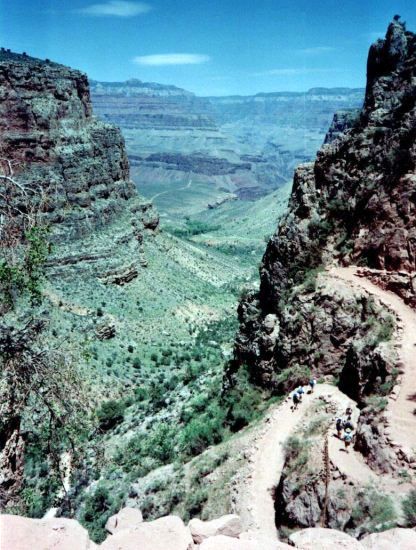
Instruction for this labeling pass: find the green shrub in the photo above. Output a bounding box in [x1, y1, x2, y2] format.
[97, 399, 125, 430]
[81, 484, 123, 543]
[352, 489, 397, 533]
[275, 364, 311, 392]
[224, 364, 265, 431]
[179, 409, 225, 458]
[184, 487, 208, 517]
[134, 386, 147, 401]
[403, 489, 416, 526]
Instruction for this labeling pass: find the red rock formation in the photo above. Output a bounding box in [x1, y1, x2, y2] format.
[234, 20, 416, 386]
[0, 50, 158, 240]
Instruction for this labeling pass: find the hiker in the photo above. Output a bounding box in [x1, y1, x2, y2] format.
[343, 428, 353, 452]
[335, 417, 343, 438]
[343, 416, 354, 431]
[296, 386, 305, 399]
[309, 378, 317, 393]
[292, 392, 300, 411]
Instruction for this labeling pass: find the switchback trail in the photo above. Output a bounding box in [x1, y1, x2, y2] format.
[331, 266, 416, 454]
[234, 266, 416, 539]
[234, 383, 357, 538]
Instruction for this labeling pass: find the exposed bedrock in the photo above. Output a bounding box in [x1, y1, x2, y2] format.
[0, 50, 158, 240]
[233, 20, 416, 388]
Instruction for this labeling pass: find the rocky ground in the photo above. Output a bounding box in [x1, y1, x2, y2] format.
[2, 507, 416, 549]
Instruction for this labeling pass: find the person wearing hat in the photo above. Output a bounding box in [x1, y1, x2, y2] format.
[343, 428, 353, 452]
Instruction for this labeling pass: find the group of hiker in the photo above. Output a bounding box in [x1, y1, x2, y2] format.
[290, 380, 355, 452]
[336, 407, 355, 452]
[290, 378, 317, 410]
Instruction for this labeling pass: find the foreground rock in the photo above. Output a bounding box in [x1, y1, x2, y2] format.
[2, 511, 416, 550]
[99, 515, 194, 550]
[361, 528, 416, 549]
[105, 507, 143, 535]
[188, 514, 242, 543]
[0, 514, 97, 550]
[289, 528, 363, 549]
[199, 534, 290, 549]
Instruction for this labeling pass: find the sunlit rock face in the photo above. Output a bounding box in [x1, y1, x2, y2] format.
[0, 50, 156, 240]
[234, 20, 416, 386]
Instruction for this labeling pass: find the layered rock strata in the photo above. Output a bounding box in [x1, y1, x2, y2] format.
[234, 19, 416, 387]
[0, 50, 157, 240]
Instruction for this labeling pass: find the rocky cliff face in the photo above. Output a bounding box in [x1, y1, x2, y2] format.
[233, 20, 416, 389]
[91, 81, 364, 212]
[0, 50, 155, 240]
[0, 49, 159, 509]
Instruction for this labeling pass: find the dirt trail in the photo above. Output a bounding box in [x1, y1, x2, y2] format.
[236, 266, 416, 538]
[235, 383, 359, 538]
[331, 266, 416, 454]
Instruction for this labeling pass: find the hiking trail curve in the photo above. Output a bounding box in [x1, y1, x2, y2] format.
[233, 266, 416, 539]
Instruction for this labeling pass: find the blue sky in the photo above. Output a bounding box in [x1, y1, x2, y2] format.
[3, 1, 416, 95]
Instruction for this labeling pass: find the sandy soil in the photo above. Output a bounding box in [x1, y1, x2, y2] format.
[331, 266, 416, 454]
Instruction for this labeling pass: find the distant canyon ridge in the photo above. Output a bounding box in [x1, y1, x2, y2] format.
[90, 81, 364, 217]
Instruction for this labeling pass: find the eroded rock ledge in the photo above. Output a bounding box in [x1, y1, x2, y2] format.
[0, 49, 159, 241]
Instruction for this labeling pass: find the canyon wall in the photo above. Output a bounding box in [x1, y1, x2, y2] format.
[0, 50, 157, 240]
[233, 20, 416, 388]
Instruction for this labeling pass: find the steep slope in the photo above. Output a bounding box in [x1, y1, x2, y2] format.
[232, 18, 416, 536]
[0, 49, 162, 506]
[234, 19, 416, 386]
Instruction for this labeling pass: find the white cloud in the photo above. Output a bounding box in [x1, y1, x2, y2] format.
[294, 46, 336, 55]
[133, 54, 211, 66]
[252, 67, 341, 77]
[77, 1, 151, 17]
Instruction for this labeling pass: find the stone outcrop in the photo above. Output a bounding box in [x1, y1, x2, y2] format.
[0, 50, 158, 241]
[289, 527, 363, 549]
[323, 109, 360, 144]
[188, 514, 243, 543]
[1, 511, 414, 549]
[199, 534, 290, 549]
[105, 507, 143, 535]
[234, 19, 416, 388]
[361, 528, 416, 549]
[0, 514, 97, 550]
[99, 515, 194, 550]
[356, 268, 416, 308]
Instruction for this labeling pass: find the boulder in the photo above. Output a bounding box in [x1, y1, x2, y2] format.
[105, 507, 143, 534]
[361, 528, 416, 550]
[0, 514, 97, 550]
[100, 515, 194, 550]
[188, 514, 243, 543]
[199, 534, 290, 549]
[289, 528, 363, 549]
